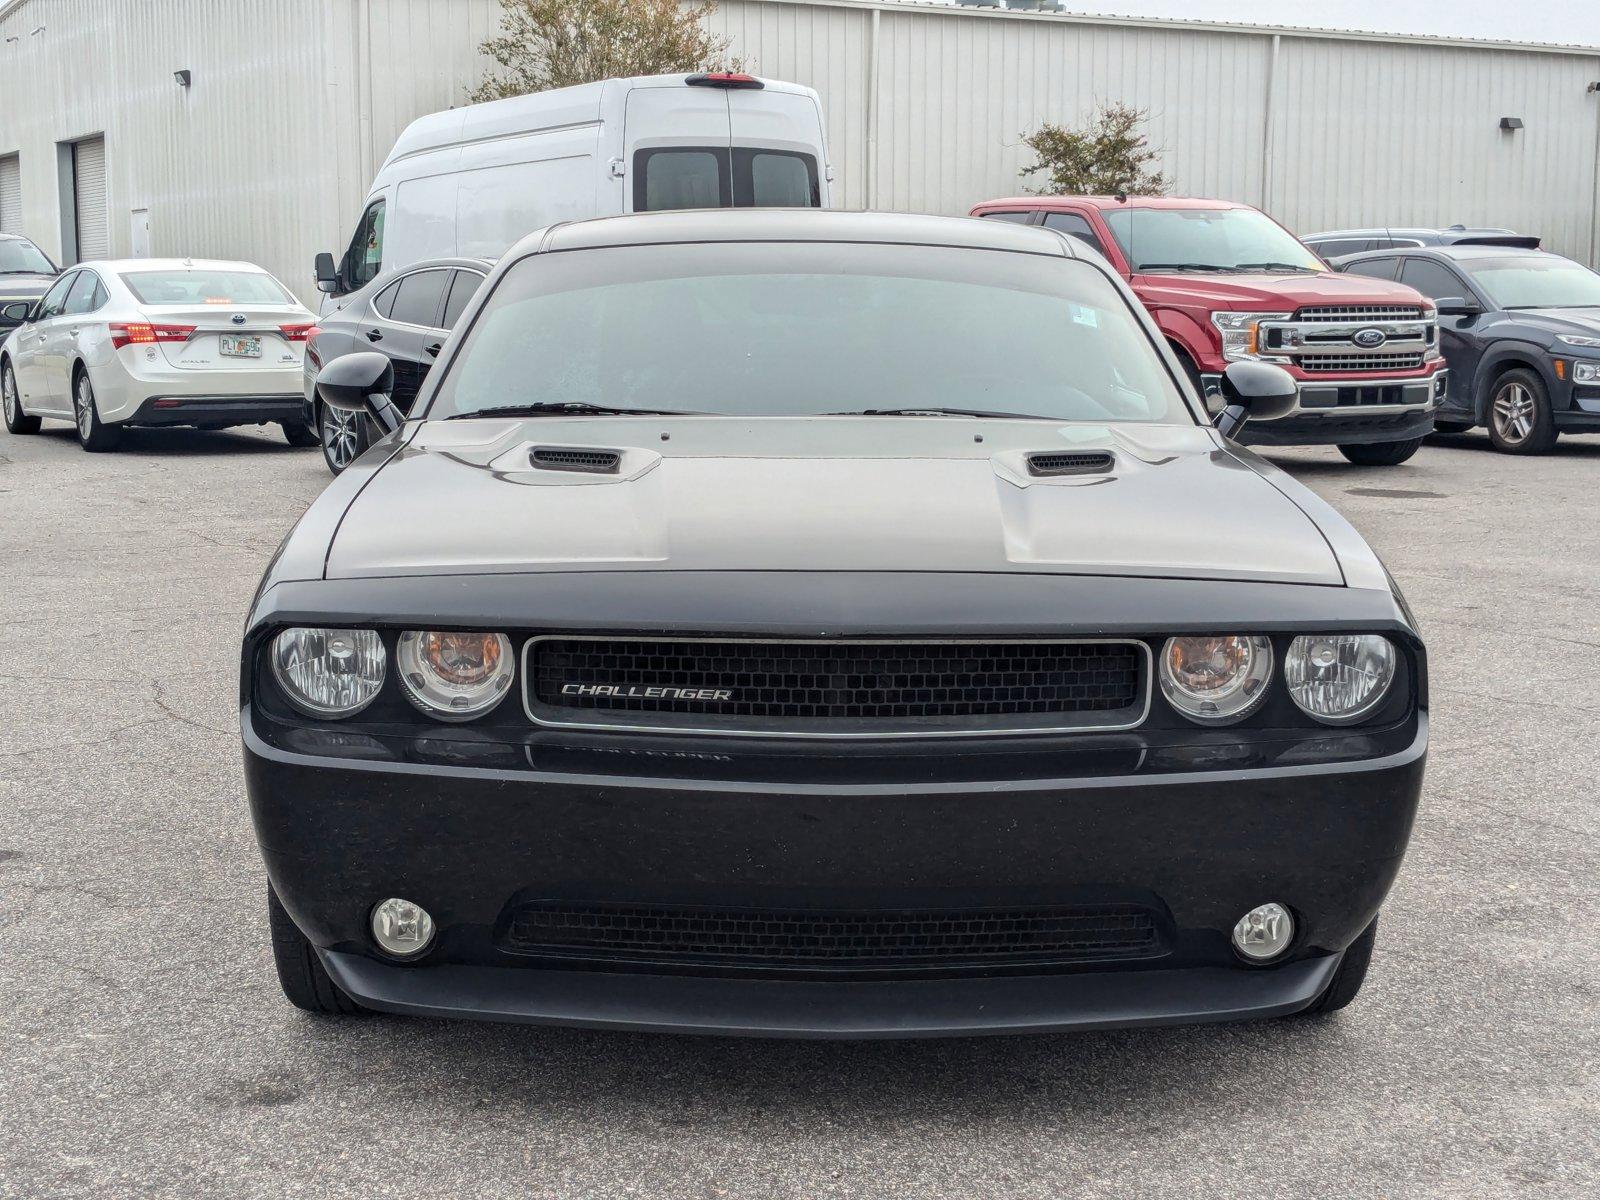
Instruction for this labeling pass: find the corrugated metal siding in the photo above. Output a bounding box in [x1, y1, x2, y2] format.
[0, 155, 21, 233]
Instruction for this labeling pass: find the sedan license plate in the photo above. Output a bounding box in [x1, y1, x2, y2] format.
[219, 334, 262, 358]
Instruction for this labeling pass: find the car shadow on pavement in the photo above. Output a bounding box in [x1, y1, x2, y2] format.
[35, 424, 315, 456]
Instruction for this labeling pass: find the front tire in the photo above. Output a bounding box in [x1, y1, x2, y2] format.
[2, 362, 40, 434]
[72, 369, 122, 452]
[1486, 368, 1558, 454]
[1298, 916, 1378, 1017]
[1338, 437, 1423, 467]
[267, 885, 366, 1015]
[281, 420, 320, 447]
[318, 400, 369, 474]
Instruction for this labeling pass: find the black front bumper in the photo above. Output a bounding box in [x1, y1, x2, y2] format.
[129, 394, 308, 428]
[1240, 406, 1436, 447]
[246, 714, 1425, 1037]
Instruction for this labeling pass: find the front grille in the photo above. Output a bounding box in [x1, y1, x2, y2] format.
[525, 637, 1147, 735]
[1295, 304, 1425, 321]
[1027, 450, 1114, 476]
[1300, 352, 1427, 373]
[503, 901, 1163, 970]
[529, 446, 621, 474]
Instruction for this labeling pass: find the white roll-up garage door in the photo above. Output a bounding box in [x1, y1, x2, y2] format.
[0, 156, 20, 233]
[72, 137, 108, 261]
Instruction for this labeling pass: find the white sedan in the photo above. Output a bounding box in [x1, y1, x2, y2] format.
[0, 258, 319, 451]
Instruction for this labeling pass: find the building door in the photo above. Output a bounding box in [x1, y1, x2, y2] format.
[72, 137, 109, 261]
[0, 155, 20, 233]
[130, 208, 151, 257]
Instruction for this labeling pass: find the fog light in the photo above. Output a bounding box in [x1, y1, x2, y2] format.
[370, 898, 435, 958]
[1232, 902, 1293, 962]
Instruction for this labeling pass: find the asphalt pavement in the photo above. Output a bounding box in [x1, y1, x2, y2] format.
[1, 419, 1596, 1199]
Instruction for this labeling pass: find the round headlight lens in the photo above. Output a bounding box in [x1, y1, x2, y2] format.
[270, 627, 386, 718]
[1284, 634, 1396, 724]
[1159, 635, 1273, 725]
[397, 630, 514, 721]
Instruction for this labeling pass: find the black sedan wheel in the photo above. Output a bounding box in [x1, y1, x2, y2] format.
[1338, 437, 1423, 467]
[319, 401, 369, 474]
[267, 885, 366, 1015]
[72, 371, 122, 452]
[1487, 368, 1558, 454]
[2, 363, 40, 434]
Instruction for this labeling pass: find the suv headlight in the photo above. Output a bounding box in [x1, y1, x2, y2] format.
[398, 631, 514, 721]
[1211, 311, 1292, 362]
[1557, 334, 1600, 348]
[1284, 635, 1396, 724]
[271, 627, 386, 718]
[1159, 635, 1273, 725]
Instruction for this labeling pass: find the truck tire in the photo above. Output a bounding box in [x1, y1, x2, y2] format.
[268, 885, 366, 1015]
[1486, 367, 1558, 454]
[1298, 916, 1378, 1017]
[1338, 437, 1422, 466]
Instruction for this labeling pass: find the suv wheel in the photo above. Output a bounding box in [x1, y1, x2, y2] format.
[318, 401, 368, 474]
[2, 363, 40, 434]
[267, 885, 366, 1015]
[1486, 368, 1558, 454]
[72, 370, 122, 452]
[1338, 437, 1422, 467]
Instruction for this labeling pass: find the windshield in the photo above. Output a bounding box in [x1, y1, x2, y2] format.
[120, 269, 296, 305]
[0, 238, 56, 275]
[427, 243, 1189, 425]
[1466, 257, 1600, 309]
[1103, 208, 1325, 273]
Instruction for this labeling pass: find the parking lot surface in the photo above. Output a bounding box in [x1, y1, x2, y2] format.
[1, 421, 1596, 1199]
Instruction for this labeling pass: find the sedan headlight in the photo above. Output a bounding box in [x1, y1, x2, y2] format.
[1284, 634, 1396, 724]
[397, 631, 514, 721]
[1557, 334, 1600, 348]
[1211, 311, 1292, 362]
[271, 627, 386, 718]
[1159, 635, 1273, 725]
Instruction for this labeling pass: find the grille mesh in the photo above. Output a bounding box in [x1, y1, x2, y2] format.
[1027, 451, 1114, 477]
[530, 446, 621, 474]
[1300, 352, 1426, 373]
[529, 638, 1144, 731]
[1295, 304, 1426, 321]
[504, 901, 1162, 968]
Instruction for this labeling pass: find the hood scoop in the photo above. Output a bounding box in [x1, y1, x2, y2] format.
[529, 445, 622, 475]
[1027, 450, 1114, 477]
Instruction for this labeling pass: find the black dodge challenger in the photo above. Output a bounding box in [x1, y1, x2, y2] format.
[242, 210, 1427, 1038]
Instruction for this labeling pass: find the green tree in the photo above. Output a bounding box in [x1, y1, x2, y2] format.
[471, 0, 742, 102]
[1020, 102, 1168, 196]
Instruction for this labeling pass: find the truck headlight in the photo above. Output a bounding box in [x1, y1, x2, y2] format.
[1211, 311, 1292, 362]
[1159, 635, 1273, 725]
[271, 627, 386, 718]
[1284, 634, 1396, 724]
[398, 631, 514, 721]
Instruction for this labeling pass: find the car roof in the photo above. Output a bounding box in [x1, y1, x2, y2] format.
[77, 257, 277, 273]
[533, 209, 1082, 257]
[1352, 244, 1555, 262]
[975, 195, 1251, 213]
[379, 256, 495, 271]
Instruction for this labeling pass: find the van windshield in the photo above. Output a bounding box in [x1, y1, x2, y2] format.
[634, 148, 820, 212]
[428, 242, 1189, 424]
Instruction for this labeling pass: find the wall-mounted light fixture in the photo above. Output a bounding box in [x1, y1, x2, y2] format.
[1499, 116, 1524, 131]
[174, 69, 192, 87]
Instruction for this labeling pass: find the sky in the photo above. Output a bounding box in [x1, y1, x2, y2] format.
[906, 0, 1599, 47]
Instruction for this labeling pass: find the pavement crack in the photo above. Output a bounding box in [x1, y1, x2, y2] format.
[0, 716, 164, 760]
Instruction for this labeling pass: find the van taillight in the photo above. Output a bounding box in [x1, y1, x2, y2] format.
[686, 72, 763, 89]
[109, 322, 195, 349]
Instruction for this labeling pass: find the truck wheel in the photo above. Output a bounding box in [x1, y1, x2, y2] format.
[267, 885, 366, 1015]
[72, 369, 122, 452]
[3, 363, 40, 434]
[1298, 916, 1378, 1016]
[1486, 368, 1558, 454]
[280, 420, 320, 447]
[1338, 437, 1422, 466]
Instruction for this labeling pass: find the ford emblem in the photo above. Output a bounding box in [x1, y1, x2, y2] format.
[1352, 327, 1387, 348]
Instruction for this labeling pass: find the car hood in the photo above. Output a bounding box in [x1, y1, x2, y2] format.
[323, 418, 1345, 586]
[1505, 307, 1600, 340]
[1134, 270, 1426, 310]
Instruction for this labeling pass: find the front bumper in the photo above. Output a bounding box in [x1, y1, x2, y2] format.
[246, 711, 1426, 1037]
[1202, 370, 1445, 446]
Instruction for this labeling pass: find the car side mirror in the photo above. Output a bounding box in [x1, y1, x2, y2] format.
[315, 351, 404, 436]
[314, 251, 340, 295]
[1434, 296, 1481, 317]
[1215, 362, 1298, 440]
[1, 301, 32, 324]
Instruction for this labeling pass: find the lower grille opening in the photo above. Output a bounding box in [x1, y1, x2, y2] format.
[503, 901, 1163, 971]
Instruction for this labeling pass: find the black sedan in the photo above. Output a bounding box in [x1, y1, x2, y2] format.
[244, 210, 1426, 1038]
[303, 255, 490, 473]
[1339, 245, 1600, 453]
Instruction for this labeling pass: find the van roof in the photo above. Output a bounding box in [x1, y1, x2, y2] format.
[383, 73, 821, 169]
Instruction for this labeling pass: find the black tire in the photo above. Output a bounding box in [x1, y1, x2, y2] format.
[71, 368, 122, 452]
[1431, 420, 1473, 435]
[2, 362, 40, 434]
[318, 399, 370, 475]
[1485, 367, 1558, 455]
[1298, 916, 1378, 1016]
[1338, 437, 1423, 467]
[267, 885, 366, 1015]
[281, 420, 320, 447]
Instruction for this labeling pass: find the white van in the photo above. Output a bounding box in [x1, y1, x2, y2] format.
[314, 72, 831, 304]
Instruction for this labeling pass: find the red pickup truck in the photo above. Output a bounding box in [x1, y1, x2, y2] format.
[970, 195, 1448, 465]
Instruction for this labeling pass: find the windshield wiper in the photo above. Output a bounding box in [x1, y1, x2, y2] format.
[444, 401, 707, 420]
[822, 406, 1051, 420]
[1134, 262, 1243, 273]
[1234, 262, 1319, 273]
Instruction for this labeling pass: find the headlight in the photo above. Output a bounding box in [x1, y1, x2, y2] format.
[397, 631, 514, 721]
[1573, 361, 1600, 384]
[1210, 311, 1292, 362]
[1284, 634, 1396, 724]
[271, 627, 386, 718]
[1557, 334, 1600, 348]
[1159, 635, 1273, 725]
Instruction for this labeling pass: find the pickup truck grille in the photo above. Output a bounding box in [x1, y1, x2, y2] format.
[503, 900, 1164, 971]
[1301, 352, 1427, 373]
[525, 636, 1148, 737]
[1295, 304, 1426, 321]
